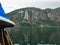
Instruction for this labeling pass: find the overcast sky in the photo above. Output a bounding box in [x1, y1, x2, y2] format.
[1, 0, 60, 13]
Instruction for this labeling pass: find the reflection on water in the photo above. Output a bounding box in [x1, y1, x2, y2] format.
[14, 44, 19, 45]
[28, 27, 60, 44]
[39, 27, 60, 44]
[11, 26, 60, 44]
[14, 44, 56, 45]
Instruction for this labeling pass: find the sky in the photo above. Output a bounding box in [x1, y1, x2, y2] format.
[0, 0, 60, 13]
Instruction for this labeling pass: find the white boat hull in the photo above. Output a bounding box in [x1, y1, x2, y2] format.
[0, 16, 15, 27]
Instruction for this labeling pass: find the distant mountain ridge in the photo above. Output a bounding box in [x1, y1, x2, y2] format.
[8, 7, 60, 26]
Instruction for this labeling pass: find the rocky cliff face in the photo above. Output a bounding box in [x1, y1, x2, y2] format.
[8, 7, 60, 26]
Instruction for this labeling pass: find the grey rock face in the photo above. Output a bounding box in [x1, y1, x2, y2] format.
[8, 7, 60, 25]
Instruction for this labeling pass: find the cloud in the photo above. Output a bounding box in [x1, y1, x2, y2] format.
[1, 0, 60, 13]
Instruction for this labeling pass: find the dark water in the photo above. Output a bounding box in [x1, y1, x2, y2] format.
[36, 27, 60, 44]
[14, 43, 57, 45]
[10, 26, 60, 44]
[26, 26, 60, 44]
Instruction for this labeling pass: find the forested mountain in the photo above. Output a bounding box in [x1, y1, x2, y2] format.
[7, 7, 60, 44]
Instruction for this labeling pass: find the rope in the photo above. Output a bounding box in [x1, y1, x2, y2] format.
[0, 28, 13, 45]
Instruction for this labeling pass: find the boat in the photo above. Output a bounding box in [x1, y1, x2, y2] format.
[0, 3, 15, 27]
[0, 3, 15, 45]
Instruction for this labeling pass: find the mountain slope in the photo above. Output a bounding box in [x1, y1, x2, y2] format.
[8, 7, 60, 27]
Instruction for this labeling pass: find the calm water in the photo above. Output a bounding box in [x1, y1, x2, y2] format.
[12, 27, 60, 44]
[14, 44, 56, 45]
